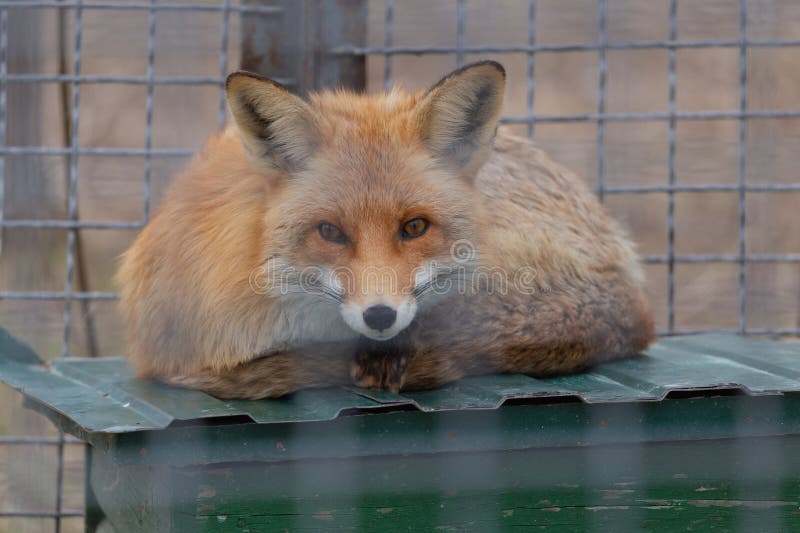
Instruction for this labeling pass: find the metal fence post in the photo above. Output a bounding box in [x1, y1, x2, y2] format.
[241, 0, 367, 94]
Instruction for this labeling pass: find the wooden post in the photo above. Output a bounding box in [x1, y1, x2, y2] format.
[240, 0, 367, 94]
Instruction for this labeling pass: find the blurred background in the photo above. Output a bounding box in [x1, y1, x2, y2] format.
[0, 0, 799, 531]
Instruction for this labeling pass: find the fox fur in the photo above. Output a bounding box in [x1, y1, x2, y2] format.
[117, 61, 654, 399]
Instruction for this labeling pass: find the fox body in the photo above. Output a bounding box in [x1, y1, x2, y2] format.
[117, 61, 654, 399]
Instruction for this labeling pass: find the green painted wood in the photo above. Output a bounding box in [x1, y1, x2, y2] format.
[89, 435, 800, 532]
[85, 444, 107, 533]
[4, 326, 800, 531]
[89, 443, 175, 532]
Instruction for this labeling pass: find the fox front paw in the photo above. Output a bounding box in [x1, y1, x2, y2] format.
[349, 335, 411, 393]
[350, 352, 409, 393]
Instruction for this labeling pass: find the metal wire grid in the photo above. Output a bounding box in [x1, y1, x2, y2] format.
[364, 0, 800, 337]
[0, 0, 798, 529]
[0, 1, 280, 528]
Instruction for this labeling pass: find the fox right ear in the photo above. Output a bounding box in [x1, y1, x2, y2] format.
[413, 61, 506, 177]
[226, 72, 318, 172]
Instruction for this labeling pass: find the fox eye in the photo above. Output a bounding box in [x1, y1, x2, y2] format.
[318, 222, 347, 244]
[400, 218, 430, 240]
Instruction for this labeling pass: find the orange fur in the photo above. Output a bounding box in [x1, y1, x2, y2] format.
[117, 62, 654, 399]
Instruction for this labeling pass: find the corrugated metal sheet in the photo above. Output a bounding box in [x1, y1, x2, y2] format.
[0, 327, 799, 434]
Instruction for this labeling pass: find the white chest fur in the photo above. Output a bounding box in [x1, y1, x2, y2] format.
[259, 294, 360, 354]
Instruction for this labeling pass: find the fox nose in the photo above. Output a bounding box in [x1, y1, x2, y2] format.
[362, 305, 397, 331]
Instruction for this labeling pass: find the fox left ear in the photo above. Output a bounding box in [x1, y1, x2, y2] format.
[226, 71, 319, 172]
[413, 61, 506, 176]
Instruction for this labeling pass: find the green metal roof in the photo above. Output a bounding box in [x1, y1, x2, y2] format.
[1, 327, 799, 435]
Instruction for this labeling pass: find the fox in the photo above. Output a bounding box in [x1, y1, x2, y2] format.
[117, 60, 654, 399]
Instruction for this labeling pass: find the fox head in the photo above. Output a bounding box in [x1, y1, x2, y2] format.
[227, 61, 505, 341]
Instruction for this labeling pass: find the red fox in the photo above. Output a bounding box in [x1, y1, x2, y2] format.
[117, 61, 654, 399]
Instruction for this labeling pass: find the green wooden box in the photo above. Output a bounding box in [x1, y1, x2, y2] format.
[2, 327, 800, 531]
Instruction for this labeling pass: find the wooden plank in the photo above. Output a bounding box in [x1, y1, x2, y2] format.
[88, 446, 175, 532]
[240, 0, 367, 94]
[185, 494, 798, 532]
[142, 435, 800, 531]
[84, 446, 106, 533]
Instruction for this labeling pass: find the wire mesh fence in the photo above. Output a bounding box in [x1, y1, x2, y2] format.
[0, 0, 799, 530]
[0, 2, 267, 529]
